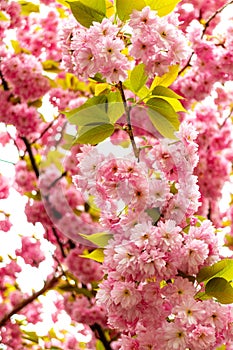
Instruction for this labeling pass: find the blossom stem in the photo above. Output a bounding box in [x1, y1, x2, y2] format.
[0, 273, 62, 328]
[116, 81, 140, 161]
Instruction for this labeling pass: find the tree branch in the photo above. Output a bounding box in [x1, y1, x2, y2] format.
[179, 1, 233, 75]
[21, 136, 40, 178]
[91, 323, 112, 350]
[116, 81, 140, 161]
[0, 273, 62, 328]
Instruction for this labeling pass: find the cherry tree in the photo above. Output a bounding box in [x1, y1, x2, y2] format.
[1, 0, 233, 349]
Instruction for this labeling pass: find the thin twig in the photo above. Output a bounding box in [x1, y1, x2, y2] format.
[0, 273, 62, 328]
[21, 136, 40, 178]
[31, 116, 59, 144]
[52, 226, 66, 258]
[179, 1, 233, 75]
[116, 81, 140, 161]
[220, 106, 233, 129]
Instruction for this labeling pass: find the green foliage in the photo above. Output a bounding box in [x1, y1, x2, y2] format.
[116, 0, 146, 20]
[146, 97, 180, 139]
[197, 259, 233, 304]
[42, 60, 61, 73]
[130, 63, 148, 93]
[145, 207, 161, 225]
[19, 1, 39, 15]
[150, 65, 180, 89]
[80, 248, 105, 263]
[0, 11, 9, 21]
[152, 86, 183, 100]
[75, 123, 114, 144]
[96, 339, 105, 350]
[67, 0, 106, 27]
[205, 277, 233, 304]
[79, 232, 113, 248]
[66, 96, 118, 145]
[197, 259, 233, 283]
[107, 92, 125, 123]
[151, 85, 186, 112]
[146, 0, 181, 16]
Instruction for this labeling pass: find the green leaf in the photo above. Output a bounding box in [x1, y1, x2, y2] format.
[67, 0, 106, 27]
[205, 277, 233, 304]
[107, 92, 125, 123]
[22, 331, 39, 344]
[66, 95, 107, 120]
[150, 65, 179, 90]
[130, 63, 148, 93]
[75, 123, 114, 144]
[96, 339, 105, 350]
[0, 11, 9, 21]
[197, 259, 233, 284]
[80, 248, 105, 263]
[116, 0, 146, 21]
[40, 150, 64, 172]
[19, 1, 39, 15]
[42, 60, 61, 73]
[145, 207, 160, 224]
[79, 232, 113, 248]
[152, 86, 184, 99]
[146, 97, 180, 139]
[145, 0, 181, 16]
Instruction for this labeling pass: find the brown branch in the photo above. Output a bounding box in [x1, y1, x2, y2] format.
[91, 323, 112, 350]
[179, 1, 233, 75]
[116, 81, 140, 161]
[52, 226, 66, 258]
[21, 136, 40, 178]
[0, 273, 62, 328]
[31, 116, 59, 144]
[201, 0, 233, 37]
[0, 68, 9, 91]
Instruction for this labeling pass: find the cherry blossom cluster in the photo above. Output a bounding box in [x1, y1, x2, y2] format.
[60, 6, 189, 83]
[1, 53, 50, 102]
[80, 123, 233, 349]
[16, 7, 63, 61]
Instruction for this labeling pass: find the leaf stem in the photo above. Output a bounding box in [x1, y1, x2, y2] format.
[116, 81, 140, 161]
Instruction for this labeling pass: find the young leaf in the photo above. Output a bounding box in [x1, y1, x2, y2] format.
[130, 63, 148, 93]
[67, 0, 106, 28]
[80, 248, 105, 263]
[79, 232, 113, 248]
[146, 97, 180, 128]
[147, 108, 178, 139]
[95, 83, 110, 96]
[107, 93, 125, 123]
[146, 97, 180, 139]
[197, 259, 233, 284]
[145, 0, 181, 16]
[116, 0, 146, 21]
[152, 86, 184, 99]
[145, 207, 160, 225]
[19, 1, 39, 15]
[66, 95, 107, 121]
[0, 11, 10, 21]
[150, 65, 179, 90]
[205, 277, 233, 304]
[75, 123, 114, 144]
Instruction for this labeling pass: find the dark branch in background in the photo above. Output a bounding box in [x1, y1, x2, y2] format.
[220, 106, 233, 129]
[116, 81, 140, 161]
[201, 0, 233, 37]
[0, 273, 62, 328]
[0, 67, 9, 91]
[31, 116, 60, 144]
[179, 0, 233, 75]
[48, 171, 67, 190]
[91, 323, 112, 350]
[21, 136, 40, 178]
[52, 226, 66, 258]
